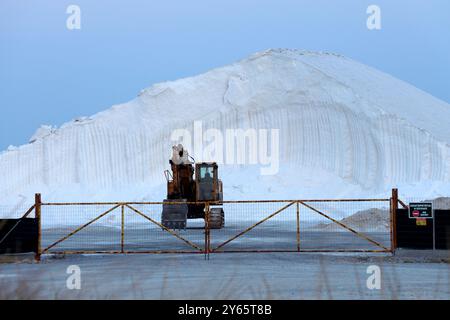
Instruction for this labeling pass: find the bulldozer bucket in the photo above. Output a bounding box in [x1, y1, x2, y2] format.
[161, 199, 188, 230]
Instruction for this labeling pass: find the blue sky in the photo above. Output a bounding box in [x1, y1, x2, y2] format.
[1, 0, 449, 150]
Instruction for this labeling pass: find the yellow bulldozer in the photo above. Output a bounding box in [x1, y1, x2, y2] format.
[161, 144, 224, 229]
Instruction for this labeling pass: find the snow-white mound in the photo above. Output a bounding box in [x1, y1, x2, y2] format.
[1, 48, 450, 208]
[311, 208, 390, 232]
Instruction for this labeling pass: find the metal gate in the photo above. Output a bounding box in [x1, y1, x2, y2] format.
[0, 193, 397, 260]
[39, 201, 206, 256]
[207, 199, 392, 255]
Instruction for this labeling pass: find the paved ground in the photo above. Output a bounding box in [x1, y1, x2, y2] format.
[1, 221, 448, 300]
[0, 250, 449, 299]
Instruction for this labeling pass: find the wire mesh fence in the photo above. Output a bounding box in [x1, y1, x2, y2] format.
[298, 200, 391, 252]
[397, 196, 450, 210]
[210, 200, 391, 253]
[0, 204, 36, 219]
[40, 203, 206, 254]
[123, 203, 205, 253]
[32, 198, 393, 256]
[41, 204, 123, 254]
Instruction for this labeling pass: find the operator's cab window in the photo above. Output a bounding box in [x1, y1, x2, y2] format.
[200, 166, 214, 181]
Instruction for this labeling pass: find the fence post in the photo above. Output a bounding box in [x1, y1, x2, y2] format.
[296, 202, 300, 252]
[121, 204, 125, 253]
[204, 203, 210, 260]
[433, 207, 436, 251]
[35, 193, 41, 262]
[391, 188, 398, 253]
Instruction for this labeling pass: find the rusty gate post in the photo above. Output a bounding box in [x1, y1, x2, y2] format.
[296, 202, 300, 252]
[391, 188, 398, 253]
[35, 193, 42, 262]
[204, 203, 210, 260]
[121, 204, 125, 253]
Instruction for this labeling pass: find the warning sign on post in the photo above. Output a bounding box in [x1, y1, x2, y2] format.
[416, 218, 427, 226]
[409, 203, 433, 219]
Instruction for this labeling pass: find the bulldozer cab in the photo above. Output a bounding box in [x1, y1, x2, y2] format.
[195, 162, 221, 201]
